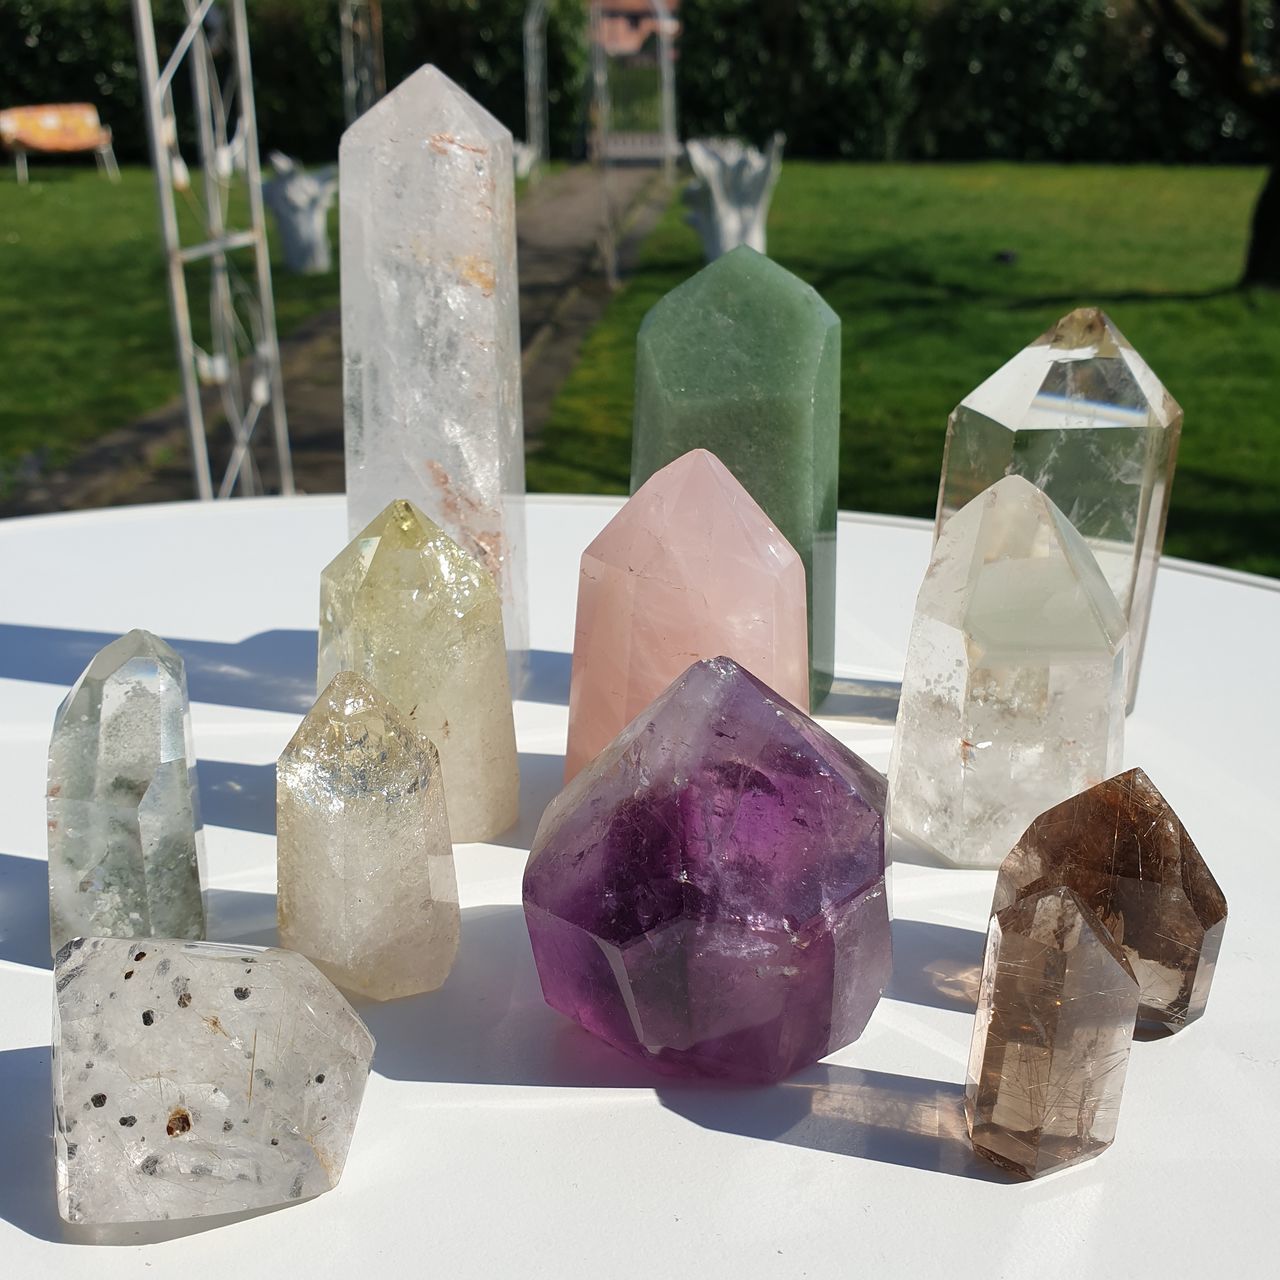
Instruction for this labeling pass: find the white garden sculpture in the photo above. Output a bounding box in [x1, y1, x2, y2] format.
[263, 153, 339, 275]
[683, 133, 785, 262]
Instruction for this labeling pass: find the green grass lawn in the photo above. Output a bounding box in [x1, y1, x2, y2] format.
[0, 158, 552, 492]
[0, 163, 340, 486]
[527, 162, 1280, 577]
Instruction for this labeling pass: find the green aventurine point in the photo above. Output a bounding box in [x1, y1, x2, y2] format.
[630, 245, 840, 706]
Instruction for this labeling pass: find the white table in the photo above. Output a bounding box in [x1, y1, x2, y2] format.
[1, 496, 1277, 1278]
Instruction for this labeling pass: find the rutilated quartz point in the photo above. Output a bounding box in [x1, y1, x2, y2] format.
[317, 499, 519, 842]
[994, 768, 1227, 1032]
[565, 447, 809, 781]
[47, 629, 206, 954]
[53, 936, 374, 1224]
[966, 886, 1140, 1180]
[278, 673, 460, 1001]
[340, 64, 529, 682]
[525, 657, 891, 1083]
[887, 475, 1127, 869]
[631, 245, 839, 708]
[936, 307, 1181, 711]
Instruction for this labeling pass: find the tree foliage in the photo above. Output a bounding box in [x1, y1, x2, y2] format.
[0, 0, 1271, 165]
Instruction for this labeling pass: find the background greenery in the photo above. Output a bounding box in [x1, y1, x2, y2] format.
[0, 167, 339, 486]
[1, 0, 1274, 163]
[526, 162, 1280, 577]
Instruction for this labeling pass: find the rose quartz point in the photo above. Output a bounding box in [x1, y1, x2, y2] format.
[564, 449, 809, 780]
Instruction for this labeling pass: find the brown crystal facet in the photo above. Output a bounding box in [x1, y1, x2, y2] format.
[966, 887, 1140, 1180]
[993, 768, 1227, 1032]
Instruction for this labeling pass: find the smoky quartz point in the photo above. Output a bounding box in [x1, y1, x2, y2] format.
[994, 768, 1227, 1032]
[966, 886, 1140, 1180]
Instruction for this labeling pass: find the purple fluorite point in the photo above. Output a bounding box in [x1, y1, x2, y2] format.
[523, 656, 891, 1082]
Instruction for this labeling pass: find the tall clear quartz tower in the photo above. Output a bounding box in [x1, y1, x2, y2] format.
[340, 64, 528, 681]
[888, 476, 1128, 869]
[46, 629, 206, 953]
[936, 308, 1180, 710]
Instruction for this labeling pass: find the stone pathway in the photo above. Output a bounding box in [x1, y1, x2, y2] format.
[3, 163, 671, 515]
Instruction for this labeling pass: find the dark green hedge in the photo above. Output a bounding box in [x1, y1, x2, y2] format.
[0, 0, 587, 163]
[677, 0, 1272, 162]
[0, 0, 1270, 165]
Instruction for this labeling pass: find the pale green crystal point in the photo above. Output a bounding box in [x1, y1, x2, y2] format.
[46, 628, 206, 953]
[630, 245, 840, 707]
[318, 499, 520, 842]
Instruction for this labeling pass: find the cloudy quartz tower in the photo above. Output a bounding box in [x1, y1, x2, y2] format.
[565, 448, 809, 780]
[341, 65, 528, 673]
[278, 673, 460, 1000]
[887, 476, 1128, 869]
[47, 629, 205, 953]
[318, 500, 519, 842]
[631, 246, 840, 705]
[937, 308, 1181, 708]
[525, 658, 891, 1083]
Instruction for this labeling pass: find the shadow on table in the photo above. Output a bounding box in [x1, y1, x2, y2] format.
[0, 861, 277, 972]
[887, 918, 984, 1015]
[520, 649, 571, 707]
[359, 903, 658, 1091]
[818, 676, 902, 724]
[0, 624, 316, 715]
[485, 751, 565, 852]
[364, 902, 1003, 1181]
[889, 826, 973, 871]
[207, 886, 279, 951]
[657, 1064, 1009, 1182]
[198, 760, 277, 836]
[0, 1045, 61, 1241]
[0, 853, 51, 970]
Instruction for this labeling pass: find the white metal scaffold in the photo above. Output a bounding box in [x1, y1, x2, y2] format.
[341, 0, 387, 126]
[132, 0, 293, 500]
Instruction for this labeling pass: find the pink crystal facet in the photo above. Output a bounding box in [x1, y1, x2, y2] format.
[564, 448, 809, 780]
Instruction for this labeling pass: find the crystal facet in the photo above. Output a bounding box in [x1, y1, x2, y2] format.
[524, 657, 890, 1083]
[937, 307, 1180, 709]
[631, 245, 839, 706]
[966, 886, 1139, 1180]
[887, 475, 1127, 869]
[278, 672, 460, 1000]
[993, 768, 1226, 1032]
[565, 448, 809, 781]
[341, 64, 528, 675]
[53, 936, 374, 1224]
[318, 499, 519, 842]
[47, 629, 205, 954]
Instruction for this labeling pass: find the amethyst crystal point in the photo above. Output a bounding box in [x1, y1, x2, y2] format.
[523, 656, 891, 1083]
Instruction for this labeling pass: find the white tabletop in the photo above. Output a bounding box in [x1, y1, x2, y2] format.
[1, 495, 1277, 1278]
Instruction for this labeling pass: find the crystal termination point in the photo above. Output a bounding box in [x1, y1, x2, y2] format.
[47, 628, 206, 954]
[525, 656, 891, 1083]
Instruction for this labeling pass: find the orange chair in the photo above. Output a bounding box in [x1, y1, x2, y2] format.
[0, 103, 120, 184]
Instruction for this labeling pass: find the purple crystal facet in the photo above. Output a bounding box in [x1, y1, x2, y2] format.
[523, 657, 892, 1083]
